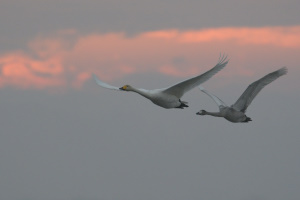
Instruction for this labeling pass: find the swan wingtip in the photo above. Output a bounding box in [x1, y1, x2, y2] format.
[278, 67, 288, 76]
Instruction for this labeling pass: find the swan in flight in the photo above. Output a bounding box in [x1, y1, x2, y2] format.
[196, 67, 287, 122]
[93, 55, 228, 109]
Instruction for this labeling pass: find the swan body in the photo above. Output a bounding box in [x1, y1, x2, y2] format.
[93, 55, 229, 109]
[198, 107, 250, 123]
[196, 67, 287, 122]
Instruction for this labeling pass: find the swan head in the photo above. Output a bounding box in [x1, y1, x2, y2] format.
[196, 110, 207, 115]
[119, 85, 132, 91]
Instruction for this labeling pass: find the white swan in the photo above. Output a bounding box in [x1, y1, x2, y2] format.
[93, 55, 229, 109]
[196, 67, 287, 122]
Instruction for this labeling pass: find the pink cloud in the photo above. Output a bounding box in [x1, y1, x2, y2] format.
[146, 26, 300, 48]
[0, 26, 299, 90]
[0, 52, 65, 89]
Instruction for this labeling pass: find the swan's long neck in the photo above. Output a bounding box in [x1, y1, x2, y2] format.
[205, 111, 224, 117]
[130, 87, 151, 99]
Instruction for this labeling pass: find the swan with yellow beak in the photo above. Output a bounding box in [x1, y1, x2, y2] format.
[93, 55, 228, 109]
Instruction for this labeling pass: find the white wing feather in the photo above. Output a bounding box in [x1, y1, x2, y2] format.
[232, 67, 287, 112]
[199, 86, 227, 109]
[93, 74, 121, 91]
[163, 54, 229, 98]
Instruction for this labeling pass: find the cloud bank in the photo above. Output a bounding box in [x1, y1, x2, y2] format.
[0, 26, 299, 90]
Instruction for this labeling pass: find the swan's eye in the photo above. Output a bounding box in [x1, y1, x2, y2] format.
[122, 85, 127, 90]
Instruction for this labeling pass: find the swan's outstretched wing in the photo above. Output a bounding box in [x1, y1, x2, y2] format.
[199, 86, 227, 109]
[93, 74, 121, 90]
[232, 67, 287, 113]
[163, 54, 229, 98]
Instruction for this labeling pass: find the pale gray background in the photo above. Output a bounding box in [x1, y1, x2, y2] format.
[1, 1, 300, 200]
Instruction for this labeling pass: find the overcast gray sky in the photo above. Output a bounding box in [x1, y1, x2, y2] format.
[0, 1, 300, 200]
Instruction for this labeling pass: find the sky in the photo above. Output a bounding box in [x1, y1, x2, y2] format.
[0, 1, 300, 200]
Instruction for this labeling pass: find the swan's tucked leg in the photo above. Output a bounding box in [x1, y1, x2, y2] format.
[176, 100, 189, 109]
[242, 116, 252, 123]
